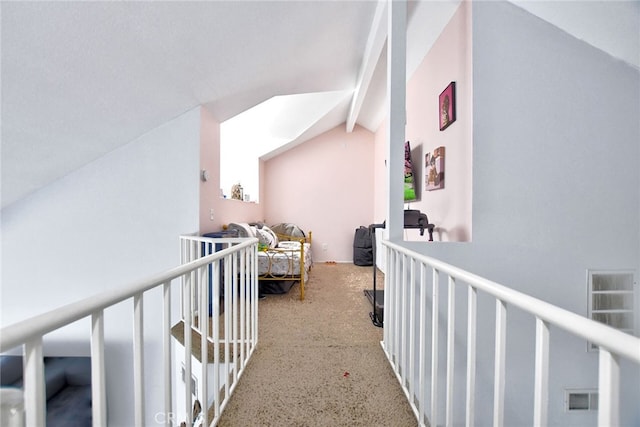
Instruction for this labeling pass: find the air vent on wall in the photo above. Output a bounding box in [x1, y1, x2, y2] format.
[565, 389, 598, 411]
[587, 269, 636, 351]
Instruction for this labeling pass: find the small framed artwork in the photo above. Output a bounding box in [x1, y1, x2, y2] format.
[439, 82, 456, 131]
[425, 146, 445, 191]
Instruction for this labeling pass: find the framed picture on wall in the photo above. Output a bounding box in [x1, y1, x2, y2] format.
[425, 146, 445, 191]
[439, 82, 456, 131]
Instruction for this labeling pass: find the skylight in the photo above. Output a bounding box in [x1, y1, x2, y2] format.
[219, 90, 351, 202]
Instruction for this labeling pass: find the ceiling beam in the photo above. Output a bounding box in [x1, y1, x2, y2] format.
[346, 0, 387, 133]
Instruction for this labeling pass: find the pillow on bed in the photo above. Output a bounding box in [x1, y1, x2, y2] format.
[261, 225, 279, 248]
[270, 223, 305, 238]
[227, 222, 255, 238]
[256, 228, 274, 248]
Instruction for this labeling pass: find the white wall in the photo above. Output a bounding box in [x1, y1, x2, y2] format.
[1, 108, 201, 425]
[387, 2, 639, 426]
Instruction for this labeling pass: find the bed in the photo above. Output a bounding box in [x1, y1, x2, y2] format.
[226, 223, 313, 300]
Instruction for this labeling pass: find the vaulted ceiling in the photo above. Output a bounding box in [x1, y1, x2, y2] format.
[2, 1, 638, 208]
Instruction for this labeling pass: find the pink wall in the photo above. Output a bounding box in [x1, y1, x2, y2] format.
[263, 124, 375, 262]
[199, 107, 221, 232]
[202, 0, 471, 245]
[199, 107, 264, 234]
[373, 120, 388, 224]
[375, 1, 473, 242]
[214, 197, 264, 230]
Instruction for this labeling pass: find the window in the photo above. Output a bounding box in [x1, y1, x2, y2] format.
[587, 269, 636, 351]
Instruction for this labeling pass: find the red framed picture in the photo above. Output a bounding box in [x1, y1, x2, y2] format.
[439, 82, 456, 131]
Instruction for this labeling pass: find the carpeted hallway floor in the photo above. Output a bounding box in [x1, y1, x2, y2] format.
[216, 262, 418, 427]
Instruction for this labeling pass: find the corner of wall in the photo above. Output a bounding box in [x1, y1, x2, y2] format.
[199, 107, 265, 233]
[199, 107, 222, 232]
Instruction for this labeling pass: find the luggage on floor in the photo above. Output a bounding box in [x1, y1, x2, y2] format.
[353, 226, 373, 266]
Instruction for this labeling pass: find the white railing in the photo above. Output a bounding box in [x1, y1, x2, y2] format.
[177, 235, 259, 426]
[381, 240, 640, 427]
[0, 236, 258, 427]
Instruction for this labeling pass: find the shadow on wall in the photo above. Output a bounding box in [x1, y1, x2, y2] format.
[404, 225, 471, 242]
[437, 225, 470, 242]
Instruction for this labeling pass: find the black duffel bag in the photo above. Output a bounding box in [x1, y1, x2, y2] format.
[353, 226, 373, 266]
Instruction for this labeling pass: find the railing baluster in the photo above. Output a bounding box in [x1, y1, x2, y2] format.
[133, 293, 145, 427]
[384, 253, 402, 372]
[299, 239, 306, 300]
[240, 248, 246, 371]
[431, 268, 439, 427]
[24, 337, 46, 427]
[180, 238, 186, 319]
[533, 318, 549, 427]
[191, 240, 198, 326]
[253, 245, 258, 337]
[212, 259, 221, 418]
[445, 276, 456, 427]
[408, 258, 416, 402]
[91, 310, 107, 427]
[224, 254, 232, 401]
[386, 249, 394, 360]
[252, 244, 258, 348]
[383, 248, 392, 355]
[386, 249, 391, 360]
[200, 265, 209, 427]
[419, 262, 427, 425]
[248, 247, 253, 351]
[493, 300, 507, 427]
[183, 271, 193, 427]
[394, 250, 401, 367]
[400, 253, 407, 385]
[233, 251, 239, 387]
[598, 348, 620, 426]
[382, 247, 390, 350]
[465, 285, 477, 427]
[162, 282, 172, 427]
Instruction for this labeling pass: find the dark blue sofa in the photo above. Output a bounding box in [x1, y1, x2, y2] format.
[0, 355, 92, 427]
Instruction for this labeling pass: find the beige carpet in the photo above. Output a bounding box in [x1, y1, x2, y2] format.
[216, 262, 418, 427]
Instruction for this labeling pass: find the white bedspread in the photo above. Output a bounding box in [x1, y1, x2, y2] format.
[258, 242, 312, 280]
